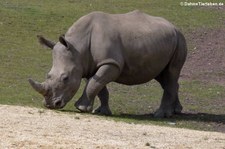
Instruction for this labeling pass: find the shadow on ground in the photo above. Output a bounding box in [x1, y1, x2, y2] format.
[113, 112, 225, 124]
[60, 108, 225, 133]
[112, 112, 225, 133]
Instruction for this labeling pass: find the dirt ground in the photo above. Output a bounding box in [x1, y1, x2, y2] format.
[1, 105, 225, 149]
[182, 28, 225, 85]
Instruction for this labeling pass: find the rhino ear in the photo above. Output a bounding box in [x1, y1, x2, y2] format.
[37, 35, 55, 49]
[59, 35, 72, 50]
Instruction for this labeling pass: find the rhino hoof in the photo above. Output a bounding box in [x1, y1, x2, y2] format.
[175, 103, 183, 114]
[75, 103, 93, 113]
[154, 108, 173, 118]
[75, 98, 93, 113]
[93, 106, 112, 116]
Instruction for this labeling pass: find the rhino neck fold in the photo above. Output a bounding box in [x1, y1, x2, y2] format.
[65, 16, 96, 79]
[80, 49, 96, 79]
[65, 38, 95, 79]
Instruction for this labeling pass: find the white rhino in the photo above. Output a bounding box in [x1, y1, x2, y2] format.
[29, 10, 187, 118]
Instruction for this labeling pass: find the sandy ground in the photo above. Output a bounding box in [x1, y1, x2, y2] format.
[0, 105, 225, 149]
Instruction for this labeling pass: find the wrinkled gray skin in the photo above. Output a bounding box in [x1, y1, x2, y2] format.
[29, 10, 187, 118]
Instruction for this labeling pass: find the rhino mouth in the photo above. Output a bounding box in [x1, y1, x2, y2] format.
[44, 97, 66, 109]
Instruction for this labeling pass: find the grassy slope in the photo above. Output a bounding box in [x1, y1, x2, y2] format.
[0, 0, 225, 132]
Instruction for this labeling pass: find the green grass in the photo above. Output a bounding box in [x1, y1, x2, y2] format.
[0, 0, 225, 132]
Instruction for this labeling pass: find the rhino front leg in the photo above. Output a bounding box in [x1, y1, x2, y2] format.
[75, 64, 120, 113]
[93, 86, 112, 116]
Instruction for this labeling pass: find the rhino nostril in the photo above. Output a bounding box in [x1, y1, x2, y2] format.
[54, 99, 62, 108]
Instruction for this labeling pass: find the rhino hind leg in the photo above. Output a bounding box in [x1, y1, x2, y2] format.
[93, 86, 112, 116]
[154, 76, 181, 118]
[154, 33, 187, 118]
[75, 64, 120, 114]
[174, 96, 183, 114]
[154, 61, 185, 118]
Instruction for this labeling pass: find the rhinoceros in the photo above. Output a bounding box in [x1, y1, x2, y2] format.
[29, 10, 187, 118]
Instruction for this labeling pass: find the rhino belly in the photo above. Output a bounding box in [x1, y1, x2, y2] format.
[115, 62, 167, 85]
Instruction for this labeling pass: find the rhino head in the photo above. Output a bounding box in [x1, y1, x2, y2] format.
[29, 35, 82, 109]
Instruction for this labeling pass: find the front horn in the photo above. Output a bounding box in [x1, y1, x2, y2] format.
[28, 78, 47, 95]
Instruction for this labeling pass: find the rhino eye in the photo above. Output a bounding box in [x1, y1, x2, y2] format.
[63, 77, 69, 82]
[61, 75, 69, 83]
